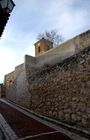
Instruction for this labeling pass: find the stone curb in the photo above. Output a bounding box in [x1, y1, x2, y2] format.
[3, 99, 90, 139]
[0, 113, 18, 140]
[1, 98, 90, 139]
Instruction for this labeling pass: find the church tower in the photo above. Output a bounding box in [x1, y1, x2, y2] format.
[34, 38, 53, 57]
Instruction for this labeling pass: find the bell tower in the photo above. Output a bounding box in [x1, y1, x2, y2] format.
[34, 38, 53, 57]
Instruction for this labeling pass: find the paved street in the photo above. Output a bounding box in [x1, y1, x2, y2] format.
[0, 99, 72, 140]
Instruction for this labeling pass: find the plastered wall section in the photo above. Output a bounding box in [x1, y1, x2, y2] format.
[36, 30, 90, 67]
[5, 63, 31, 108]
[5, 63, 24, 87]
[4, 71, 15, 88]
[26, 37, 77, 69]
[5, 64, 24, 101]
[25, 30, 90, 68]
[15, 63, 30, 108]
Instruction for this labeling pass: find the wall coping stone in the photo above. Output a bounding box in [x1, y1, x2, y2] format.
[0, 113, 18, 140]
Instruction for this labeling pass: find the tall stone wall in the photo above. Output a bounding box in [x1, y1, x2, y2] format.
[5, 63, 24, 88]
[5, 30, 90, 131]
[27, 46, 90, 130]
[5, 63, 30, 108]
[15, 67, 30, 108]
[4, 71, 15, 88]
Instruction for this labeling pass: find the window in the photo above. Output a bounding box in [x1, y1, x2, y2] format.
[9, 80, 12, 83]
[38, 46, 40, 53]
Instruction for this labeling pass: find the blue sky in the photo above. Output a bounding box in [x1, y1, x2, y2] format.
[0, 0, 90, 83]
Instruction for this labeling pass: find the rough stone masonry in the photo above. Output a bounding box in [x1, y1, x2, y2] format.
[5, 30, 90, 132]
[27, 46, 90, 130]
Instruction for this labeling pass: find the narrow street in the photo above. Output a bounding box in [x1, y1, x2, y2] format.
[0, 99, 72, 140]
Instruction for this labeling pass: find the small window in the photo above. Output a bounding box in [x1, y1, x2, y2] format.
[9, 80, 12, 83]
[38, 46, 40, 53]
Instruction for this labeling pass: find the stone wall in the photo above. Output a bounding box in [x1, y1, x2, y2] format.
[5, 63, 30, 108]
[5, 63, 24, 88]
[5, 30, 90, 131]
[27, 46, 90, 130]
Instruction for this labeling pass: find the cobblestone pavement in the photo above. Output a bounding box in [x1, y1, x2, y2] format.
[0, 100, 72, 140]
